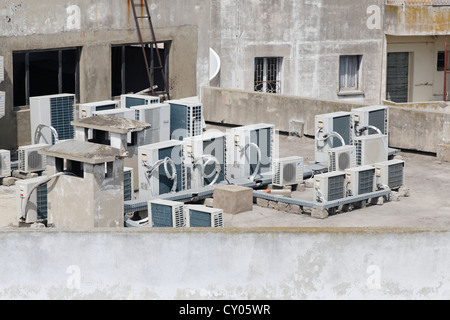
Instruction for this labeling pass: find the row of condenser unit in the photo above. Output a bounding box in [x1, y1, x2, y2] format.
[313, 104, 406, 203]
[142, 199, 224, 228]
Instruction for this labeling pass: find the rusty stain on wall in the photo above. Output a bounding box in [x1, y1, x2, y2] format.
[386, 5, 450, 34]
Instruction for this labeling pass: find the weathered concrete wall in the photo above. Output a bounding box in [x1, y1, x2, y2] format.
[0, 0, 210, 151]
[385, 4, 450, 36]
[46, 157, 124, 228]
[389, 105, 450, 153]
[202, 86, 450, 154]
[1, 228, 450, 299]
[210, 0, 386, 104]
[201, 86, 367, 137]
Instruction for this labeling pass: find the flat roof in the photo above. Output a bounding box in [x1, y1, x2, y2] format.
[71, 115, 151, 134]
[39, 140, 125, 164]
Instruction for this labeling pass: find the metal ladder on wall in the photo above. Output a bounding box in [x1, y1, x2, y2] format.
[445, 36, 450, 102]
[130, 0, 170, 100]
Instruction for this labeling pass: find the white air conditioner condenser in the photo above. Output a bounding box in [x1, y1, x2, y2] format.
[18, 144, 49, 173]
[354, 134, 389, 166]
[272, 156, 304, 187]
[185, 205, 224, 228]
[328, 145, 357, 172]
[374, 159, 405, 190]
[314, 171, 346, 203]
[0, 149, 11, 178]
[148, 199, 185, 228]
[345, 165, 377, 197]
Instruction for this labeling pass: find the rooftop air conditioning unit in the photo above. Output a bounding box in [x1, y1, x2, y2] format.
[185, 205, 224, 228]
[0, 149, 11, 178]
[0, 56, 4, 84]
[121, 94, 160, 109]
[131, 103, 170, 145]
[168, 100, 203, 140]
[93, 107, 135, 120]
[272, 156, 304, 187]
[328, 145, 357, 172]
[345, 165, 376, 197]
[138, 140, 184, 199]
[183, 131, 227, 190]
[16, 176, 48, 224]
[18, 144, 49, 173]
[374, 159, 405, 190]
[0, 91, 5, 120]
[354, 134, 389, 166]
[314, 171, 346, 203]
[30, 94, 76, 145]
[315, 112, 352, 165]
[79, 100, 119, 119]
[148, 199, 185, 228]
[124, 167, 135, 201]
[352, 105, 389, 138]
[228, 123, 276, 181]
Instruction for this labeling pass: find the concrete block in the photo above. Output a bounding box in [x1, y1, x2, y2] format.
[304, 178, 314, 189]
[269, 189, 292, 198]
[370, 197, 384, 206]
[276, 202, 289, 212]
[286, 204, 302, 215]
[311, 208, 329, 219]
[2, 177, 17, 186]
[437, 143, 450, 162]
[213, 185, 253, 214]
[398, 187, 410, 197]
[256, 198, 269, 208]
[268, 201, 278, 209]
[204, 198, 214, 207]
[296, 183, 306, 192]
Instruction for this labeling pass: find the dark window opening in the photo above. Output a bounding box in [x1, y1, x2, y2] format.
[89, 129, 111, 146]
[66, 160, 84, 179]
[111, 42, 171, 98]
[339, 55, 362, 91]
[13, 48, 80, 107]
[437, 51, 450, 71]
[254, 57, 282, 94]
[105, 162, 114, 180]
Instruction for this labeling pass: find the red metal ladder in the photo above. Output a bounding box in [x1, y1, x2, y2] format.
[130, 0, 170, 100]
[444, 36, 450, 102]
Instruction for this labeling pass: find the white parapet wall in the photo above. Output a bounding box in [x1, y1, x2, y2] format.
[1, 228, 450, 299]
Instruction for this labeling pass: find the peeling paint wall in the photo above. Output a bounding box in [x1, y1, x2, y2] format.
[1, 228, 450, 299]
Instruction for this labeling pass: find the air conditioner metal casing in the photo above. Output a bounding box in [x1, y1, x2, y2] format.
[0, 149, 11, 178]
[228, 123, 276, 180]
[30, 94, 76, 145]
[374, 159, 405, 190]
[18, 144, 49, 173]
[185, 205, 224, 228]
[183, 131, 227, 190]
[79, 100, 119, 119]
[120, 94, 160, 109]
[351, 105, 389, 138]
[314, 171, 346, 203]
[328, 145, 357, 172]
[148, 199, 185, 228]
[131, 103, 170, 145]
[345, 165, 377, 197]
[354, 134, 389, 166]
[16, 176, 48, 224]
[138, 140, 184, 199]
[168, 100, 203, 140]
[0, 91, 5, 120]
[315, 112, 353, 165]
[272, 156, 304, 187]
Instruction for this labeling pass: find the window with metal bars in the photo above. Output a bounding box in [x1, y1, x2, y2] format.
[254, 57, 283, 94]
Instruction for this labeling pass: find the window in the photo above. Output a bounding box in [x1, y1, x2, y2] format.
[254, 57, 283, 94]
[339, 55, 362, 91]
[111, 42, 171, 97]
[13, 48, 80, 107]
[437, 51, 450, 71]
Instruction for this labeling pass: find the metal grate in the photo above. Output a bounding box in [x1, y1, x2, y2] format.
[50, 96, 74, 143]
[151, 203, 174, 227]
[36, 184, 48, 220]
[327, 175, 345, 201]
[358, 169, 375, 195]
[388, 163, 404, 189]
[124, 170, 133, 201]
[174, 205, 185, 228]
[214, 212, 224, 228]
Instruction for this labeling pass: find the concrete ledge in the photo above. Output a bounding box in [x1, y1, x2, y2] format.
[1, 227, 450, 299]
[437, 143, 450, 162]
